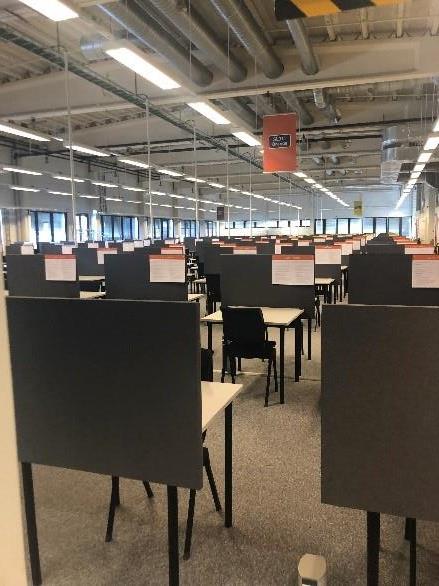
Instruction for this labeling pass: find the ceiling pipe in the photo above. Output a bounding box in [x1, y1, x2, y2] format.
[282, 92, 314, 126]
[207, 0, 284, 79]
[285, 19, 319, 76]
[97, 1, 213, 87]
[219, 97, 260, 129]
[313, 88, 341, 124]
[144, 0, 247, 83]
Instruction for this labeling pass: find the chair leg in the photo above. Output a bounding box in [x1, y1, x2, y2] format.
[203, 447, 222, 511]
[229, 355, 236, 384]
[143, 481, 154, 499]
[183, 490, 196, 560]
[265, 356, 272, 407]
[273, 350, 278, 393]
[221, 345, 227, 383]
[105, 476, 120, 543]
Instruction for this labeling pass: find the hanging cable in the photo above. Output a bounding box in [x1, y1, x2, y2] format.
[64, 51, 77, 243]
[226, 143, 230, 238]
[145, 97, 153, 240]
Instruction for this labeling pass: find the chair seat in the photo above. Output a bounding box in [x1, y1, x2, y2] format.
[225, 339, 275, 359]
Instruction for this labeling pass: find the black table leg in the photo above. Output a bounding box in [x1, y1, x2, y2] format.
[406, 518, 416, 586]
[225, 403, 233, 528]
[367, 511, 380, 586]
[167, 486, 179, 586]
[295, 321, 301, 382]
[279, 326, 285, 403]
[207, 323, 212, 352]
[22, 462, 42, 586]
[339, 282, 343, 302]
[307, 318, 312, 360]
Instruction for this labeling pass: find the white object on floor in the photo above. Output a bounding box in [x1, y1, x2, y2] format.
[298, 554, 327, 586]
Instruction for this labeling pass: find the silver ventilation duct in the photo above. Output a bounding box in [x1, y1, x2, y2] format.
[220, 97, 260, 130]
[313, 88, 341, 123]
[208, 0, 283, 79]
[97, 1, 213, 86]
[285, 19, 318, 76]
[145, 0, 247, 82]
[282, 92, 314, 126]
[381, 126, 421, 184]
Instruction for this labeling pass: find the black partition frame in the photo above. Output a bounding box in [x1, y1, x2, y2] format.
[105, 254, 187, 301]
[348, 254, 439, 306]
[6, 254, 80, 298]
[322, 304, 439, 521]
[220, 254, 315, 318]
[7, 297, 203, 489]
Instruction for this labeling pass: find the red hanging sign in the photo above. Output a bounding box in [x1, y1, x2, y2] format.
[263, 113, 297, 173]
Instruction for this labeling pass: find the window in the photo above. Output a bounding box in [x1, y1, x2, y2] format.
[363, 217, 374, 233]
[349, 218, 362, 234]
[325, 219, 337, 235]
[205, 221, 216, 236]
[76, 214, 89, 242]
[337, 218, 348, 234]
[301, 219, 311, 227]
[101, 215, 139, 240]
[315, 219, 323, 234]
[375, 217, 387, 234]
[182, 220, 196, 237]
[154, 218, 174, 240]
[401, 216, 411, 237]
[388, 217, 400, 235]
[29, 211, 67, 244]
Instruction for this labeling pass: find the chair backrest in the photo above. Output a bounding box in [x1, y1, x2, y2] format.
[198, 261, 205, 277]
[206, 273, 221, 301]
[201, 348, 214, 381]
[221, 306, 265, 345]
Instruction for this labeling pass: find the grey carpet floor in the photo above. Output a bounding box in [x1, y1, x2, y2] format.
[29, 302, 439, 585]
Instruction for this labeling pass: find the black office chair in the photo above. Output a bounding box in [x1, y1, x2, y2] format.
[205, 274, 221, 314]
[220, 306, 278, 407]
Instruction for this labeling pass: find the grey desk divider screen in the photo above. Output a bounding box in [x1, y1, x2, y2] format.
[349, 254, 439, 305]
[256, 242, 275, 254]
[7, 254, 80, 298]
[105, 254, 187, 301]
[220, 254, 314, 318]
[315, 264, 341, 284]
[74, 247, 104, 276]
[365, 243, 403, 254]
[204, 245, 234, 274]
[39, 243, 62, 254]
[7, 297, 203, 489]
[281, 245, 315, 255]
[322, 304, 439, 521]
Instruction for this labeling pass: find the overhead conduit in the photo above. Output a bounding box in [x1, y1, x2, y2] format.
[207, 0, 284, 79]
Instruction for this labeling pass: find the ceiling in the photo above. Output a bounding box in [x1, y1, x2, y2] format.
[0, 0, 438, 217]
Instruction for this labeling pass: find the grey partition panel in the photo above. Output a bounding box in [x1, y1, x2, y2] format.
[105, 254, 187, 301]
[75, 247, 104, 276]
[40, 243, 61, 254]
[220, 254, 314, 318]
[281, 245, 315, 255]
[341, 254, 350, 267]
[256, 242, 275, 254]
[349, 254, 439, 305]
[366, 243, 403, 254]
[7, 255, 79, 298]
[184, 237, 196, 251]
[204, 245, 234, 273]
[322, 304, 439, 521]
[315, 264, 341, 284]
[7, 297, 203, 489]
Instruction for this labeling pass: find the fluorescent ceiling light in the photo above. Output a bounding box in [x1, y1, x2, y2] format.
[174, 206, 185, 209]
[92, 181, 118, 188]
[413, 164, 425, 173]
[106, 197, 122, 202]
[241, 191, 252, 196]
[418, 152, 432, 163]
[304, 178, 316, 184]
[3, 166, 42, 176]
[169, 194, 184, 199]
[18, 0, 78, 21]
[232, 131, 261, 147]
[424, 135, 439, 151]
[293, 172, 307, 178]
[158, 168, 184, 177]
[0, 121, 51, 142]
[53, 174, 85, 183]
[118, 157, 150, 169]
[253, 194, 264, 199]
[199, 208, 207, 212]
[126, 200, 141, 204]
[105, 45, 180, 90]
[234, 205, 243, 209]
[186, 197, 197, 201]
[315, 183, 324, 189]
[79, 194, 99, 199]
[186, 207, 195, 210]
[160, 204, 172, 208]
[187, 102, 230, 125]
[150, 190, 166, 196]
[123, 185, 145, 192]
[48, 190, 71, 196]
[10, 185, 39, 192]
[229, 187, 240, 192]
[64, 143, 110, 157]
[185, 176, 206, 183]
[208, 182, 225, 188]
[434, 117, 439, 133]
[411, 171, 421, 179]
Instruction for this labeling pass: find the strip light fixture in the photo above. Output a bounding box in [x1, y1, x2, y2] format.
[92, 181, 118, 188]
[123, 185, 145, 192]
[64, 142, 110, 157]
[0, 121, 51, 142]
[53, 174, 85, 183]
[105, 44, 180, 90]
[232, 131, 261, 147]
[424, 135, 439, 151]
[187, 102, 231, 125]
[10, 185, 39, 192]
[18, 0, 78, 21]
[3, 166, 42, 176]
[118, 158, 150, 169]
[185, 176, 205, 183]
[158, 168, 184, 177]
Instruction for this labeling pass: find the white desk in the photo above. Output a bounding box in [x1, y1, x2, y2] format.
[315, 277, 336, 304]
[201, 380, 243, 531]
[201, 306, 304, 403]
[80, 291, 105, 300]
[188, 293, 204, 303]
[315, 277, 334, 286]
[79, 275, 105, 282]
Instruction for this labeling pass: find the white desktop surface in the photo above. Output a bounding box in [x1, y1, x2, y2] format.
[80, 291, 105, 300]
[79, 275, 105, 282]
[315, 278, 335, 286]
[202, 381, 243, 431]
[201, 306, 303, 327]
[188, 293, 204, 302]
[341, 265, 348, 271]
